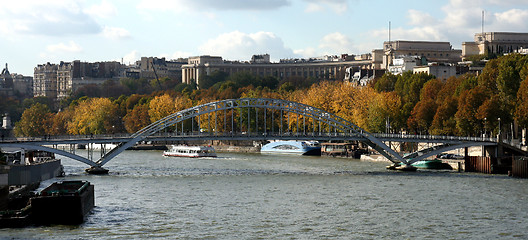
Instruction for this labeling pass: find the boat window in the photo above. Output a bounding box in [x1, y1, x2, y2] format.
[273, 145, 299, 150]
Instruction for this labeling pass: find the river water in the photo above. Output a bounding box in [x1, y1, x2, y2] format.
[2, 150, 528, 239]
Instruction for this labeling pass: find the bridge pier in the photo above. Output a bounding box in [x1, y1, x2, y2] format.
[85, 166, 109, 175]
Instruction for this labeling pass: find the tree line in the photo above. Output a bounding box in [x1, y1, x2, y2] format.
[9, 53, 528, 137]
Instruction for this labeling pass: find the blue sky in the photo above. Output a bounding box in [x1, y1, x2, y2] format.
[1, 0, 528, 76]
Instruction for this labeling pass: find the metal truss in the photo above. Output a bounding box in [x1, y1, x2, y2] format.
[97, 98, 405, 167]
[6, 98, 506, 169]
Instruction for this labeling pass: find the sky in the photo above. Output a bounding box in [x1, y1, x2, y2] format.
[1, 0, 528, 76]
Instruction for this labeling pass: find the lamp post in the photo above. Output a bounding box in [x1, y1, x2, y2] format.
[498, 117, 501, 137]
[484, 117, 487, 137]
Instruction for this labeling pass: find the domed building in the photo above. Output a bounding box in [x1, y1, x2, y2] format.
[0, 63, 14, 96]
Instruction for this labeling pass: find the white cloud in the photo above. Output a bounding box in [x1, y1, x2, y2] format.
[46, 41, 83, 53]
[318, 32, 354, 54]
[294, 32, 354, 57]
[137, 0, 290, 12]
[294, 47, 317, 57]
[493, 9, 528, 29]
[122, 50, 141, 65]
[0, 0, 101, 36]
[102, 26, 131, 40]
[85, 0, 118, 19]
[198, 31, 296, 61]
[407, 9, 437, 26]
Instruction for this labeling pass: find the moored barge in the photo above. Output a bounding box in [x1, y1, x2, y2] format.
[31, 180, 95, 225]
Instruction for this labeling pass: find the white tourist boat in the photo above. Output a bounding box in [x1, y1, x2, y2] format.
[163, 145, 217, 158]
[260, 140, 321, 155]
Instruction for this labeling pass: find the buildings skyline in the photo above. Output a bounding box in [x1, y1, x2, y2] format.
[3, 31, 528, 100]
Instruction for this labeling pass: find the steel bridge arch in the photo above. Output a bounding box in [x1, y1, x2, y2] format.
[0, 143, 97, 167]
[96, 98, 405, 167]
[405, 142, 498, 165]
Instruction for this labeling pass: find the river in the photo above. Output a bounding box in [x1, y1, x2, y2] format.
[2, 150, 528, 239]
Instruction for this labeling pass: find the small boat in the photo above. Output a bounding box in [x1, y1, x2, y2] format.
[163, 145, 217, 158]
[412, 159, 453, 170]
[321, 142, 367, 158]
[260, 141, 321, 155]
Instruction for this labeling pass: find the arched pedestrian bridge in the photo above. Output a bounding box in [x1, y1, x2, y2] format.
[1, 98, 523, 173]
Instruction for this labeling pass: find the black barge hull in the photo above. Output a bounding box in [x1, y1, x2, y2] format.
[31, 181, 94, 225]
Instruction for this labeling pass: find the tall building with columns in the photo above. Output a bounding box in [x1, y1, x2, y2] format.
[462, 32, 528, 58]
[181, 55, 372, 86]
[375, 40, 462, 70]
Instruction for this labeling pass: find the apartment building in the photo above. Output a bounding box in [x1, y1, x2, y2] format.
[35, 60, 122, 99]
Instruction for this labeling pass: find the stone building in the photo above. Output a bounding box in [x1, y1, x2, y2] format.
[35, 60, 123, 99]
[374, 40, 462, 69]
[34, 63, 58, 98]
[12, 73, 33, 98]
[137, 57, 185, 81]
[413, 64, 456, 81]
[181, 55, 371, 86]
[462, 32, 528, 58]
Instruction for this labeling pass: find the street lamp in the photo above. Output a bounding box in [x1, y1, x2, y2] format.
[483, 117, 487, 137]
[498, 117, 501, 137]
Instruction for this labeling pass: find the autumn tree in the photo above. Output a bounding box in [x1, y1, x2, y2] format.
[455, 86, 488, 136]
[68, 98, 121, 135]
[50, 109, 72, 135]
[430, 96, 459, 135]
[407, 79, 443, 134]
[14, 103, 53, 137]
[123, 103, 150, 133]
[394, 72, 436, 132]
[148, 94, 176, 123]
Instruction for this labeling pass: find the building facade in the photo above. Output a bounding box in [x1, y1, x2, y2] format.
[137, 57, 185, 80]
[34, 63, 58, 98]
[375, 40, 462, 69]
[462, 32, 528, 58]
[35, 60, 123, 99]
[413, 64, 456, 81]
[12, 74, 33, 98]
[181, 55, 372, 86]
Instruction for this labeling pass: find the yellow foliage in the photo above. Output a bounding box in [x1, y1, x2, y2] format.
[148, 94, 176, 123]
[68, 98, 119, 135]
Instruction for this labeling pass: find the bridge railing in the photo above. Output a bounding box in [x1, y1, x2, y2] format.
[370, 133, 497, 142]
[1, 132, 500, 143]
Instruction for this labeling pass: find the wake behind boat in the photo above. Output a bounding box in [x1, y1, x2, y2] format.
[163, 145, 217, 158]
[260, 140, 321, 155]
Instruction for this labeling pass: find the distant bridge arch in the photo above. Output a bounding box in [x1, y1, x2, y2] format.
[96, 98, 405, 167]
[2, 98, 514, 172]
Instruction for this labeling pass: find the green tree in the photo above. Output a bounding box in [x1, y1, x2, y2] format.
[514, 78, 528, 128]
[198, 71, 228, 89]
[373, 72, 398, 92]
